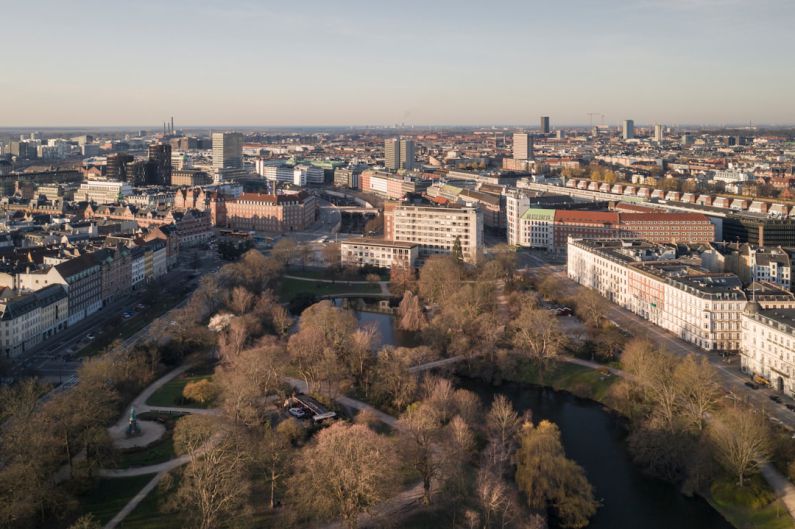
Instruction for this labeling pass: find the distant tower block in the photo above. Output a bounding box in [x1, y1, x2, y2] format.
[623, 119, 635, 140]
[540, 116, 550, 134]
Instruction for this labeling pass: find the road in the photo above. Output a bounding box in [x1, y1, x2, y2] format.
[5, 245, 221, 387]
[518, 249, 795, 431]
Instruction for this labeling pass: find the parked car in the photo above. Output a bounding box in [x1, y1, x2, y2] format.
[745, 381, 759, 390]
[770, 395, 783, 404]
[86, 333, 96, 341]
[288, 407, 307, 419]
[122, 312, 133, 319]
[785, 404, 795, 412]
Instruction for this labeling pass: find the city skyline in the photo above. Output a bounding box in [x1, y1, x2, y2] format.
[3, 0, 794, 127]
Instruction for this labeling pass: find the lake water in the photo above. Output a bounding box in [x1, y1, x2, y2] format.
[349, 306, 733, 529]
[460, 380, 733, 529]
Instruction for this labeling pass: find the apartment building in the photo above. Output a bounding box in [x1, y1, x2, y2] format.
[340, 239, 419, 269]
[741, 303, 795, 396]
[568, 238, 747, 352]
[14, 253, 103, 326]
[385, 203, 483, 264]
[0, 285, 68, 358]
[216, 191, 318, 233]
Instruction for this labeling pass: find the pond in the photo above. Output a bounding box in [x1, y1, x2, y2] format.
[330, 297, 419, 349]
[460, 379, 733, 529]
[351, 307, 732, 529]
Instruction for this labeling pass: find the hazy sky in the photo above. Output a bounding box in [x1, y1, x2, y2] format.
[2, 0, 793, 127]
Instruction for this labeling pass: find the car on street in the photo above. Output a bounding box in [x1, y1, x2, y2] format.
[770, 395, 783, 404]
[745, 382, 759, 390]
[786, 404, 795, 412]
[86, 333, 96, 341]
[122, 312, 133, 319]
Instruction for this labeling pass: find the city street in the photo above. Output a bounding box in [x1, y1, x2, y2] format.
[519, 249, 795, 432]
[5, 245, 222, 386]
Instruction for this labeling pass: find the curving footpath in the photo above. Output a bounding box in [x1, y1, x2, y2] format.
[98, 364, 221, 529]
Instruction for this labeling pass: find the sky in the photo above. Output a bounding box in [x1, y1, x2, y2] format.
[1, 0, 793, 127]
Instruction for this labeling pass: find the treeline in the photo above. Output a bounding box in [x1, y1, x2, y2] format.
[618, 338, 779, 492]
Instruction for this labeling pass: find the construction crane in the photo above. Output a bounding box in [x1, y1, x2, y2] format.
[587, 113, 605, 127]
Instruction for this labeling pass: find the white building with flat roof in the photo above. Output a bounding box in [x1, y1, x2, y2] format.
[340, 239, 419, 269]
[77, 180, 133, 204]
[385, 204, 483, 264]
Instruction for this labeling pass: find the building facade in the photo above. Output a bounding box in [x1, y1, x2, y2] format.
[340, 239, 419, 269]
[385, 204, 483, 264]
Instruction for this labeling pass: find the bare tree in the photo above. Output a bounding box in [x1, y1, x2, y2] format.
[486, 395, 523, 473]
[229, 286, 255, 315]
[674, 354, 721, 432]
[574, 288, 605, 328]
[389, 261, 415, 296]
[215, 344, 285, 426]
[709, 406, 772, 487]
[289, 423, 398, 529]
[172, 424, 250, 529]
[270, 238, 297, 266]
[418, 255, 462, 305]
[397, 403, 445, 505]
[511, 306, 567, 364]
[398, 290, 427, 331]
[537, 275, 563, 302]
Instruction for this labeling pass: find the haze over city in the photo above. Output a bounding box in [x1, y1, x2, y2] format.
[4, 2, 795, 529]
[3, 0, 795, 127]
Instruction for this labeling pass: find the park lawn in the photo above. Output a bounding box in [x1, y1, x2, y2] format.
[113, 436, 176, 469]
[117, 476, 185, 529]
[145, 374, 215, 408]
[78, 474, 156, 526]
[513, 360, 619, 404]
[277, 277, 382, 302]
[708, 475, 795, 529]
[286, 267, 389, 281]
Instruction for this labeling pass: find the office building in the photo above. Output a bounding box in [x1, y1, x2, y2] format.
[77, 180, 133, 204]
[400, 139, 416, 170]
[384, 138, 416, 171]
[512, 133, 532, 160]
[340, 239, 419, 269]
[384, 203, 483, 264]
[212, 132, 243, 181]
[385, 139, 400, 170]
[171, 169, 212, 187]
[147, 144, 172, 185]
[623, 120, 635, 140]
[540, 116, 550, 134]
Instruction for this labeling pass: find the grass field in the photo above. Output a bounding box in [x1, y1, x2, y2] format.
[145, 374, 215, 408]
[78, 474, 156, 526]
[112, 435, 176, 469]
[512, 360, 619, 404]
[709, 476, 795, 529]
[277, 277, 382, 301]
[116, 479, 184, 529]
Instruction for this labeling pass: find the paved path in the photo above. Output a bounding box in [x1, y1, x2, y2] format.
[103, 470, 168, 529]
